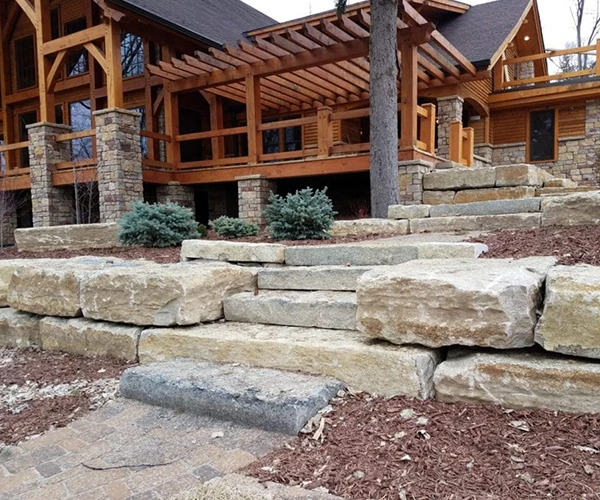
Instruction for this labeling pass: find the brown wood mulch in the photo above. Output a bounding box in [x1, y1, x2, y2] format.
[1, 348, 132, 445]
[247, 394, 600, 499]
[470, 225, 600, 266]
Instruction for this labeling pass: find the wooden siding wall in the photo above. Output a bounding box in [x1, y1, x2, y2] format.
[491, 104, 586, 145]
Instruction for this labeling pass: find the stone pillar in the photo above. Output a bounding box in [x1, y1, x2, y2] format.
[437, 96, 464, 159]
[0, 200, 18, 245]
[236, 174, 276, 226]
[519, 61, 535, 81]
[94, 108, 144, 222]
[27, 122, 75, 227]
[156, 182, 196, 212]
[398, 160, 434, 205]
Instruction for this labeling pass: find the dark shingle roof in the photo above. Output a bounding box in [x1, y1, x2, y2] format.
[437, 0, 533, 67]
[112, 0, 276, 47]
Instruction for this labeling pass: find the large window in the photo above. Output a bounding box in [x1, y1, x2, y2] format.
[69, 100, 92, 161]
[15, 36, 36, 90]
[121, 32, 144, 78]
[65, 18, 88, 77]
[529, 109, 556, 162]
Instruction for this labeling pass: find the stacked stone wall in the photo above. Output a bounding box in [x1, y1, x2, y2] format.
[156, 182, 196, 212]
[237, 175, 277, 226]
[397, 160, 434, 205]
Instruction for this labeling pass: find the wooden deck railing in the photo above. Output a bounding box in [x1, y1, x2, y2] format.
[55, 129, 96, 170]
[0, 141, 30, 174]
[499, 41, 600, 90]
[449, 121, 474, 167]
[141, 130, 173, 169]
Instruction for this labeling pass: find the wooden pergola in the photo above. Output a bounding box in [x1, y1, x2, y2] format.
[149, 0, 489, 182]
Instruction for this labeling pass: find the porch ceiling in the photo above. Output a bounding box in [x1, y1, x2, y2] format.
[148, 0, 486, 112]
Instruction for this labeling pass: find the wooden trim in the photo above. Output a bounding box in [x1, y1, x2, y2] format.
[0, 141, 29, 152]
[141, 130, 171, 142]
[55, 129, 95, 142]
[175, 126, 248, 142]
[42, 24, 106, 55]
[257, 116, 316, 131]
[179, 156, 250, 169]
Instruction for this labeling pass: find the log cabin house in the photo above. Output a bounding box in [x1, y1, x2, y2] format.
[0, 0, 598, 236]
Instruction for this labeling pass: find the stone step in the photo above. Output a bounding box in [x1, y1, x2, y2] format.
[429, 198, 541, 218]
[410, 213, 541, 234]
[223, 290, 357, 330]
[434, 348, 600, 414]
[120, 360, 344, 435]
[138, 322, 441, 398]
[258, 266, 374, 292]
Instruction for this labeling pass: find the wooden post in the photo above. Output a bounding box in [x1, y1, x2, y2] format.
[596, 39, 600, 76]
[105, 17, 123, 108]
[34, 0, 55, 123]
[400, 43, 418, 150]
[164, 83, 180, 167]
[419, 103, 436, 154]
[245, 73, 262, 164]
[317, 106, 333, 158]
[493, 55, 505, 91]
[208, 94, 225, 160]
[463, 127, 475, 167]
[0, 7, 15, 168]
[449, 120, 462, 164]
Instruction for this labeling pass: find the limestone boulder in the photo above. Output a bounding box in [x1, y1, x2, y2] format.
[495, 164, 544, 187]
[423, 168, 496, 191]
[541, 191, 600, 226]
[330, 219, 409, 237]
[544, 178, 578, 188]
[356, 259, 546, 349]
[80, 262, 256, 326]
[15, 223, 120, 252]
[388, 204, 431, 220]
[8, 257, 127, 317]
[535, 265, 600, 359]
[454, 186, 536, 204]
[39, 317, 142, 361]
[181, 239, 285, 264]
[0, 308, 42, 348]
[0, 259, 54, 307]
[423, 191, 455, 205]
[434, 348, 600, 414]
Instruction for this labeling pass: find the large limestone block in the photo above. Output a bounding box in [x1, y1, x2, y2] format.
[544, 178, 578, 188]
[388, 205, 431, 220]
[8, 257, 126, 317]
[429, 198, 541, 218]
[423, 168, 496, 191]
[181, 239, 285, 264]
[0, 259, 54, 307]
[356, 259, 546, 349]
[413, 242, 488, 259]
[541, 191, 600, 226]
[454, 186, 537, 204]
[434, 349, 600, 413]
[0, 308, 42, 348]
[495, 164, 544, 187]
[535, 266, 600, 359]
[15, 223, 120, 252]
[330, 219, 409, 237]
[39, 317, 141, 361]
[423, 191, 455, 205]
[258, 266, 374, 291]
[409, 213, 541, 234]
[138, 323, 441, 398]
[285, 243, 419, 266]
[81, 263, 256, 326]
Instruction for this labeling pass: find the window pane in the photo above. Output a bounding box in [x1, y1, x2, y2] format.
[529, 110, 555, 162]
[121, 33, 145, 78]
[65, 18, 88, 77]
[69, 100, 92, 161]
[15, 36, 36, 90]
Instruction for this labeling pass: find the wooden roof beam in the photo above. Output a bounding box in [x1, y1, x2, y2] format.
[193, 51, 231, 70]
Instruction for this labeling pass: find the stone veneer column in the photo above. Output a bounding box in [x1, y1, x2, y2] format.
[236, 174, 276, 226]
[437, 96, 464, 159]
[94, 108, 144, 223]
[156, 182, 196, 212]
[398, 160, 434, 205]
[27, 122, 74, 227]
[519, 61, 535, 81]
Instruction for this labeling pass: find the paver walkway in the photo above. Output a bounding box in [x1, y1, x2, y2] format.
[0, 399, 291, 500]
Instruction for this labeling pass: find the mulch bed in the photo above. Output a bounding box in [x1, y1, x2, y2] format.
[247, 393, 600, 499]
[1, 348, 132, 445]
[470, 225, 600, 266]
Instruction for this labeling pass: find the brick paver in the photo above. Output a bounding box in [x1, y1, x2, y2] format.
[0, 399, 291, 500]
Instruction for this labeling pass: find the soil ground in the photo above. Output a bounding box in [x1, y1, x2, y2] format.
[247, 393, 600, 500]
[470, 225, 600, 266]
[0, 348, 131, 446]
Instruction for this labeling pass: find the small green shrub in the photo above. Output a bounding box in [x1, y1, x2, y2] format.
[197, 224, 208, 238]
[209, 216, 259, 238]
[265, 187, 337, 240]
[118, 201, 198, 248]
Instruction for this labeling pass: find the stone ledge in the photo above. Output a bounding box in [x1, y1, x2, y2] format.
[15, 223, 120, 252]
[330, 219, 409, 237]
[410, 213, 541, 234]
[181, 240, 286, 264]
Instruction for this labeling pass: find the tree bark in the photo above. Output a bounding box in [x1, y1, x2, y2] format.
[369, 0, 400, 218]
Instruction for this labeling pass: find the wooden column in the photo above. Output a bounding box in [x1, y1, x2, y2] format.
[245, 73, 262, 164]
[0, 7, 15, 168]
[317, 106, 333, 158]
[34, 0, 55, 122]
[208, 94, 225, 160]
[105, 17, 123, 108]
[399, 43, 418, 151]
[164, 83, 180, 167]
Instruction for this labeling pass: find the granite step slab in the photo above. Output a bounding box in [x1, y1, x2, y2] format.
[258, 266, 375, 292]
[429, 198, 541, 218]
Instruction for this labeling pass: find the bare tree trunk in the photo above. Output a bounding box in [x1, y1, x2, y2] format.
[369, 0, 400, 218]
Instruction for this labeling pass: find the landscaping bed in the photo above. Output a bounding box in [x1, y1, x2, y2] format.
[247, 393, 600, 499]
[0, 348, 131, 445]
[470, 225, 600, 266]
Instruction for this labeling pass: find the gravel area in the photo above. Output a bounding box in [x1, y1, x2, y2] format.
[247, 393, 600, 499]
[470, 225, 600, 266]
[0, 348, 132, 445]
